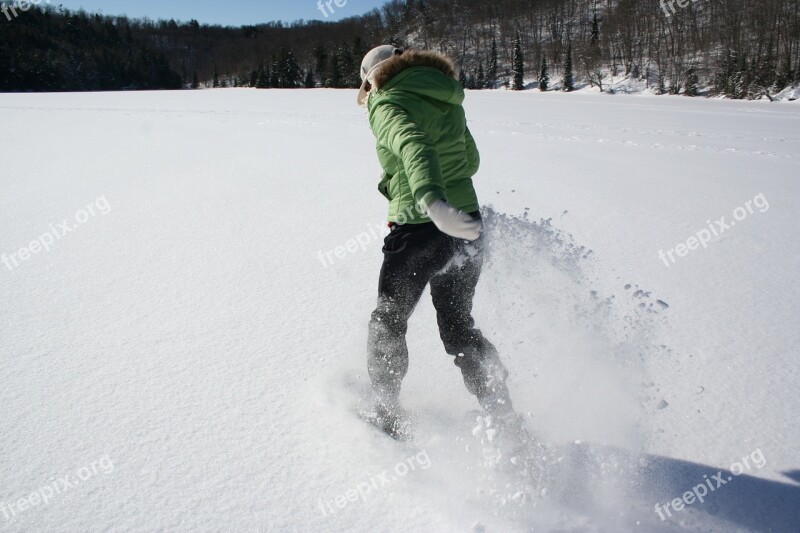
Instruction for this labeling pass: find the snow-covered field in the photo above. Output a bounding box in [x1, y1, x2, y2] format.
[1, 89, 798, 532]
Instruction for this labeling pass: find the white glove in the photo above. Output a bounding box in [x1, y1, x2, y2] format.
[426, 200, 483, 241]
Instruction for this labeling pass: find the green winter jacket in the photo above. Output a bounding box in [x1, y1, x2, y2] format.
[366, 50, 480, 224]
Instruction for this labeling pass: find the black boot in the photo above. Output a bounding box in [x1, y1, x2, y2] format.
[372, 398, 413, 441]
[455, 352, 514, 416]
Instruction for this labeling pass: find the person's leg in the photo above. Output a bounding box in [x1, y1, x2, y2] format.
[368, 223, 453, 407]
[429, 233, 513, 414]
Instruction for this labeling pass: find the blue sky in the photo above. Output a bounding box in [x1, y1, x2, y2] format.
[54, 0, 388, 26]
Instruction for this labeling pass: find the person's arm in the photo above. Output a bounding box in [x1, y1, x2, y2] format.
[465, 126, 480, 177]
[369, 103, 447, 212]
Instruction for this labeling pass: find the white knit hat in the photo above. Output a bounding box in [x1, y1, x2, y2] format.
[357, 45, 403, 106]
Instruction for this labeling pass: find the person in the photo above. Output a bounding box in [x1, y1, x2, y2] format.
[358, 45, 515, 438]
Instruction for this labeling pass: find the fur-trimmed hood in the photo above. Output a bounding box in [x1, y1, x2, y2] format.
[370, 49, 457, 91]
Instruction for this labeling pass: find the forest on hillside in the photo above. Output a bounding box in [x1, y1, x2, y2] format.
[1, 0, 798, 98]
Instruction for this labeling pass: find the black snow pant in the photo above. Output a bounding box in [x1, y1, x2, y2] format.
[367, 212, 512, 413]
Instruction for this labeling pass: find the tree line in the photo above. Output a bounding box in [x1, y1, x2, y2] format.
[1, 0, 798, 98]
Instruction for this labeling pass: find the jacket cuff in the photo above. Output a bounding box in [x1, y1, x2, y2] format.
[378, 172, 392, 200]
[416, 188, 447, 213]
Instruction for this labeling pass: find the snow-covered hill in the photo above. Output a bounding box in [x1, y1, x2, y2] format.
[1, 89, 798, 532]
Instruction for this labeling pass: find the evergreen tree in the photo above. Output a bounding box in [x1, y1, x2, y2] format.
[476, 62, 485, 89]
[212, 66, 219, 88]
[458, 69, 467, 88]
[585, 11, 603, 90]
[313, 45, 328, 76]
[256, 65, 269, 88]
[590, 12, 600, 48]
[326, 52, 343, 88]
[281, 49, 302, 88]
[305, 67, 316, 88]
[191, 71, 199, 89]
[487, 37, 498, 87]
[538, 57, 549, 91]
[562, 43, 574, 92]
[684, 66, 699, 96]
[351, 36, 368, 85]
[714, 51, 735, 96]
[732, 53, 750, 99]
[249, 69, 258, 87]
[322, 45, 358, 88]
[467, 72, 476, 90]
[512, 33, 524, 90]
[270, 59, 281, 87]
[338, 44, 357, 87]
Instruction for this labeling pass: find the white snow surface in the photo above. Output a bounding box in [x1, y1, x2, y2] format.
[1, 89, 799, 532]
